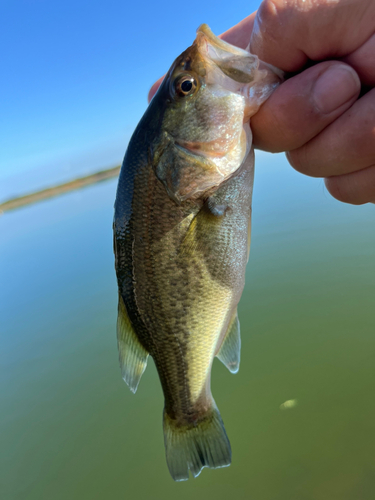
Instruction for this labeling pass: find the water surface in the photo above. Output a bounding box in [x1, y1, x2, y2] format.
[1, 153, 374, 500]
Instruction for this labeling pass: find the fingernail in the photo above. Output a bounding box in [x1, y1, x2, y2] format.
[313, 64, 360, 114]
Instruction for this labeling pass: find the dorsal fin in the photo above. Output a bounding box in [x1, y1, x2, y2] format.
[216, 310, 241, 374]
[117, 294, 149, 393]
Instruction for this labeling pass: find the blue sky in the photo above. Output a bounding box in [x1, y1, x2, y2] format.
[1, 0, 260, 199]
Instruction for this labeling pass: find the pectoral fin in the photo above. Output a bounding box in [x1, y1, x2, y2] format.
[117, 294, 149, 393]
[216, 310, 241, 374]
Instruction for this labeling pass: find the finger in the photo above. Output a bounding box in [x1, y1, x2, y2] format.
[286, 88, 375, 177]
[218, 13, 256, 49]
[148, 14, 257, 102]
[342, 33, 375, 86]
[325, 165, 375, 205]
[251, 62, 360, 152]
[250, 0, 375, 71]
[148, 76, 164, 103]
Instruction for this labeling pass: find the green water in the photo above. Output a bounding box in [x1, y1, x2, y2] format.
[1, 153, 375, 500]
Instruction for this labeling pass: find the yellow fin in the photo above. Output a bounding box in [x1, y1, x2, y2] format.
[117, 294, 148, 393]
[216, 310, 241, 374]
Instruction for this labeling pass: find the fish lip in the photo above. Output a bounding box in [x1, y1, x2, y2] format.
[196, 24, 250, 57]
[166, 133, 208, 159]
[195, 24, 259, 84]
[174, 138, 227, 159]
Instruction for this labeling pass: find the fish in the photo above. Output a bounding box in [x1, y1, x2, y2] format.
[113, 24, 282, 481]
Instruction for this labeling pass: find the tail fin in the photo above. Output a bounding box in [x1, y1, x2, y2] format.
[163, 404, 231, 481]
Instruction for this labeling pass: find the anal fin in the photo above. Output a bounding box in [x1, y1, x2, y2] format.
[216, 309, 241, 374]
[117, 294, 148, 393]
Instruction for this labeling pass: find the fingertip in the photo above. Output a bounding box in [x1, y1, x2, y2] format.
[285, 149, 308, 176]
[324, 166, 375, 205]
[148, 76, 164, 103]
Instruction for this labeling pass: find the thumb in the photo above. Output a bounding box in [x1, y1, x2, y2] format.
[251, 61, 360, 152]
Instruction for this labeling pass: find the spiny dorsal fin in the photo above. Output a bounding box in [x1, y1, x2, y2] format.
[216, 310, 241, 374]
[117, 294, 148, 393]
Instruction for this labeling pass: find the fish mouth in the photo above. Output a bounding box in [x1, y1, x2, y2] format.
[197, 24, 251, 57]
[195, 24, 259, 84]
[174, 138, 231, 159]
[172, 128, 248, 180]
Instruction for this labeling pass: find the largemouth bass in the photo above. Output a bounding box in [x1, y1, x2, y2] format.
[113, 24, 281, 481]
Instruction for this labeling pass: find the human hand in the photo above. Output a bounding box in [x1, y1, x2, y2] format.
[149, 1, 375, 205]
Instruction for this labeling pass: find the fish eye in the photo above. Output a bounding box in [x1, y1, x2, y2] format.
[174, 75, 197, 97]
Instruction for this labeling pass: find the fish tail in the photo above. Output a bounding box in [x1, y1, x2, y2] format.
[163, 403, 231, 481]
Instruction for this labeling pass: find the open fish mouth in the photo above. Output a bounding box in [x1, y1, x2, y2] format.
[197, 24, 251, 56]
[196, 24, 259, 85]
[194, 23, 283, 119]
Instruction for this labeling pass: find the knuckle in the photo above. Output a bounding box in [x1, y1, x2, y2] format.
[258, 0, 306, 25]
[253, 0, 310, 66]
[256, 0, 283, 34]
[259, 0, 279, 19]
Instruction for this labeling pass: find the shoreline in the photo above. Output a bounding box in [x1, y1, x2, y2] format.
[0, 166, 121, 213]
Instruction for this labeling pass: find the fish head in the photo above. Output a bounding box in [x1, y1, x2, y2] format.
[149, 24, 281, 204]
